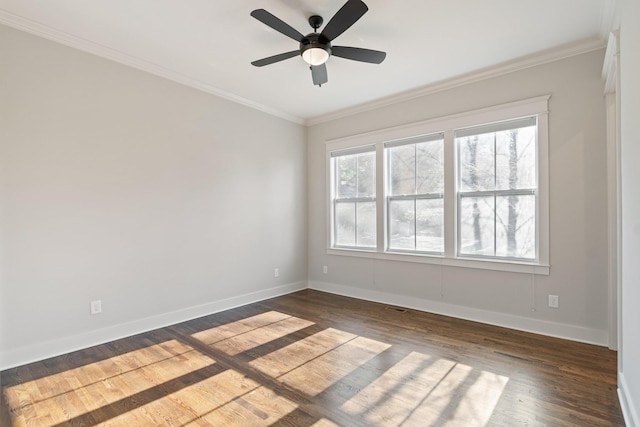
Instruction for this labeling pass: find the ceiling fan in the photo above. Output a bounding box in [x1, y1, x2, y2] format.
[250, 0, 386, 87]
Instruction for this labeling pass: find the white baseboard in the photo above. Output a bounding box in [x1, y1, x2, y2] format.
[1, 280, 610, 370]
[619, 373, 639, 427]
[0, 281, 307, 370]
[308, 281, 608, 346]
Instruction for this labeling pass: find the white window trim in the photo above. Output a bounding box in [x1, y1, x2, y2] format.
[330, 145, 376, 249]
[385, 133, 445, 254]
[325, 95, 550, 275]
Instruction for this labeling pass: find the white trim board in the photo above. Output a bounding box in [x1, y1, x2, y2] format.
[619, 373, 640, 427]
[308, 281, 608, 347]
[1, 281, 611, 370]
[0, 281, 307, 371]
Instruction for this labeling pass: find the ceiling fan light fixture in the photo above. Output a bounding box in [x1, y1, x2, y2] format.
[250, 0, 386, 85]
[301, 47, 330, 66]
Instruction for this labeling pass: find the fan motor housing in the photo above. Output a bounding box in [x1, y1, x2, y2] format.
[300, 33, 332, 58]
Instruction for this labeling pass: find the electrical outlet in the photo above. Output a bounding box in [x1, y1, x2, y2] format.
[274, 268, 279, 278]
[90, 300, 102, 315]
[548, 294, 559, 309]
[323, 265, 328, 274]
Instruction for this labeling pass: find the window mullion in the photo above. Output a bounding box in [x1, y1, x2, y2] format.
[336, 197, 375, 203]
[444, 130, 456, 258]
[354, 200, 358, 246]
[376, 143, 385, 252]
[332, 157, 340, 248]
[493, 193, 497, 257]
[333, 199, 337, 247]
[493, 132, 497, 257]
[355, 154, 360, 246]
[413, 198, 417, 251]
[390, 194, 443, 201]
[413, 145, 417, 251]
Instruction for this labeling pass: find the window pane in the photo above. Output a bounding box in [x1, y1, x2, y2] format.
[459, 196, 495, 256]
[356, 202, 376, 247]
[335, 202, 355, 246]
[389, 200, 415, 250]
[389, 145, 415, 196]
[336, 155, 356, 198]
[496, 195, 535, 259]
[357, 152, 376, 198]
[457, 133, 495, 192]
[416, 139, 444, 194]
[416, 198, 444, 252]
[495, 125, 536, 190]
[333, 150, 376, 250]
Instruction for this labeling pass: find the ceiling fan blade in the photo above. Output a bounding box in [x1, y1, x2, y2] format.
[251, 50, 299, 67]
[331, 46, 386, 64]
[251, 9, 304, 42]
[311, 64, 328, 86]
[321, 0, 368, 41]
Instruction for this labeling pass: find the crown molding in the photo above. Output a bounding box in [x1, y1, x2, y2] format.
[0, 9, 608, 128]
[0, 10, 305, 125]
[306, 37, 606, 126]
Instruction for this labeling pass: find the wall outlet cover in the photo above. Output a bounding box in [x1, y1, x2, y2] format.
[90, 300, 102, 315]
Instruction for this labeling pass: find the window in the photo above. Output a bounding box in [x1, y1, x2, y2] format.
[456, 118, 537, 260]
[326, 96, 549, 274]
[386, 134, 444, 253]
[330, 146, 376, 249]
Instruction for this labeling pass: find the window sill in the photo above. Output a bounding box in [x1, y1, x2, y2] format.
[326, 248, 550, 275]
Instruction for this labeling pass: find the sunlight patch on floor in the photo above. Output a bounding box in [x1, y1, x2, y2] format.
[191, 311, 315, 356]
[311, 418, 341, 427]
[3, 311, 510, 426]
[191, 311, 294, 345]
[341, 351, 508, 426]
[4, 340, 215, 427]
[278, 336, 391, 396]
[211, 316, 314, 356]
[105, 369, 297, 427]
[249, 327, 356, 377]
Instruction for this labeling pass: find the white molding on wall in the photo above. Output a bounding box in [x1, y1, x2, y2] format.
[0, 281, 307, 371]
[307, 37, 605, 126]
[0, 9, 605, 128]
[619, 373, 639, 427]
[0, 10, 305, 125]
[308, 280, 609, 347]
[603, 31, 620, 94]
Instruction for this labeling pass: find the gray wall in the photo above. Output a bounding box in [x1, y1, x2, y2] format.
[307, 49, 609, 345]
[0, 24, 307, 368]
[619, 0, 640, 423]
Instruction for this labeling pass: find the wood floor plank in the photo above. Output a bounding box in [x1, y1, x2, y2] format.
[1, 289, 625, 426]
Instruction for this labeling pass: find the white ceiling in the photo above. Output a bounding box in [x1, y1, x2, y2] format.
[0, 0, 615, 124]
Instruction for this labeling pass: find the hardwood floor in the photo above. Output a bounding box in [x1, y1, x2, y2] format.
[1, 290, 624, 426]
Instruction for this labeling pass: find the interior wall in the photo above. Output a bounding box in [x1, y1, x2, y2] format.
[618, 0, 640, 423]
[0, 24, 307, 369]
[307, 49, 609, 345]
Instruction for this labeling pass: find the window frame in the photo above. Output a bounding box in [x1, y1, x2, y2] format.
[329, 145, 377, 250]
[385, 133, 445, 255]
[325, 96, 550, 275]
[455, 117, 539, 262]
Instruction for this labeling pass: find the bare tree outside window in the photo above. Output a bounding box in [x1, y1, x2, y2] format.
[457, 119, 536, 260]
[387, 135, 444, 253]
